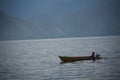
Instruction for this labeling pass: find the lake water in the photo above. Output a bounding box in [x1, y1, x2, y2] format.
[0, 36, 120, 80]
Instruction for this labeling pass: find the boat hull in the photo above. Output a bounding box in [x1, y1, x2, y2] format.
[59, 56, 101, 62]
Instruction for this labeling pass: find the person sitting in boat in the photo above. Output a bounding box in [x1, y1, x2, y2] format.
[91, 52, 96, 61]
[91, 52, 95, 57]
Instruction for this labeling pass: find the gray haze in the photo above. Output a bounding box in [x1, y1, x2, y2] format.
[0, 0, 120, 40]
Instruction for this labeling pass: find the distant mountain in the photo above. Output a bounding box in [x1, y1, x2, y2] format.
[61, 3, 120, 36]
[0, 12, 43, 40]
[0, 2, 120, 41]
[0, 12, 67, 40]
[29, 3, 120, 38]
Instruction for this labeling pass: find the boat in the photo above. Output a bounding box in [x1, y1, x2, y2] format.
[59, 56, 101, 62]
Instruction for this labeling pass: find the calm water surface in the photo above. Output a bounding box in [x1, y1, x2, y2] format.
[0, 36, 120, 80]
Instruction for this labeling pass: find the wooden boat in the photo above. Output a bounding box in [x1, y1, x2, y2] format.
[59, 56, 101, 62]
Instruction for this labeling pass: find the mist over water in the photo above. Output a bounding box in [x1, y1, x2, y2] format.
[0, 36, 120, 80]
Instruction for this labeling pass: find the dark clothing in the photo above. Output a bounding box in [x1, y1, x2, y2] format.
[91, 52, 95, 57]
[91, 52, 95, 61]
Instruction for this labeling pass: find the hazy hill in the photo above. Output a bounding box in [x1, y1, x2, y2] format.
[0, 2, 120, 40]
[61, 3, 120, 36]
[29, 3, 120, 38]
[0, 12, 45, 40]
[0, 12, 67, 40]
